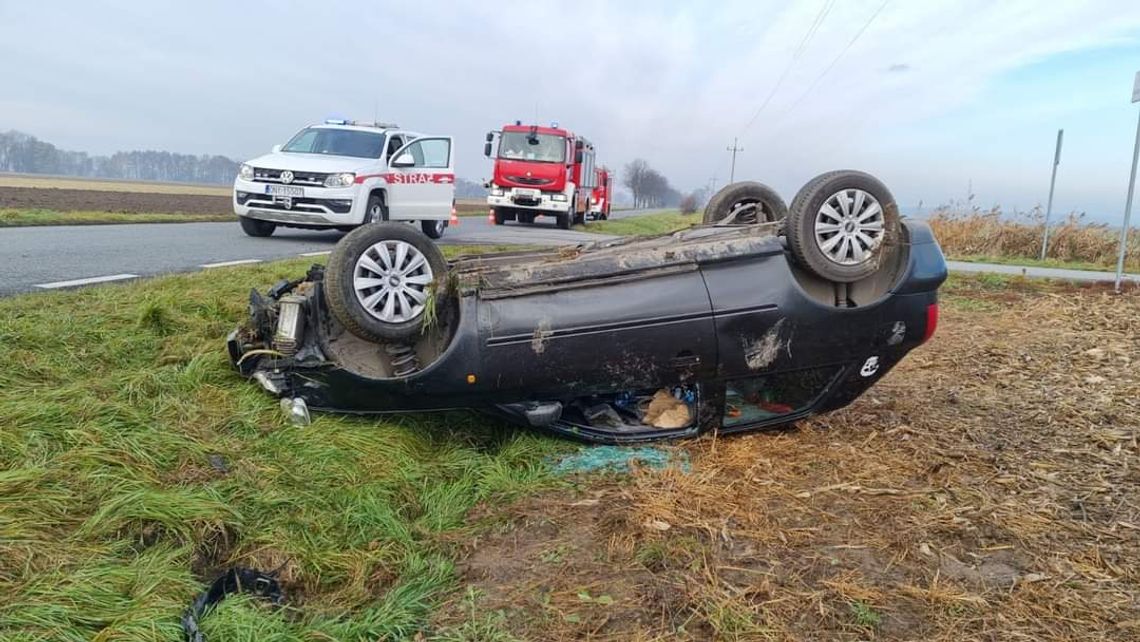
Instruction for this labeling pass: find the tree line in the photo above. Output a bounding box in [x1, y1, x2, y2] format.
[622, 159, 684, 208]
[0, 130, 239, 184]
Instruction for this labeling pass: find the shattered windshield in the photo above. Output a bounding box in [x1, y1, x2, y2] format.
[498, 132, 566, 163]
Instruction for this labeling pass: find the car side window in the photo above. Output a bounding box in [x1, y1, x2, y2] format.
[722, 366, 839, 427]
[385, 135, 404, 160]
[396, 139, 450, 168]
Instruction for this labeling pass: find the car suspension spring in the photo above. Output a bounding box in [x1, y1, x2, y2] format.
[385, 343, 419, 377]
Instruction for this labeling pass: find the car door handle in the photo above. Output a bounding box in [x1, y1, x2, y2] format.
[670, 354, 701, 369]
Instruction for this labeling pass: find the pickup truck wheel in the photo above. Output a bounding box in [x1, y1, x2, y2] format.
[421, 219, 447, 239]
[786, 170, 900, 283]
[703, 182, 787, 225]
[366, 195, 388, 224]
[239, 216, 276, 237]
[325, 223, 448, 342]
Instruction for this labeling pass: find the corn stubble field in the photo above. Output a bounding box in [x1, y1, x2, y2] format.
[2, 242, 1138, 641]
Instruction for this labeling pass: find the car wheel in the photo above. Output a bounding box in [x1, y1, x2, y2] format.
[493, 208, 505, 225]
[786, 170, 900, 283]
[325, 223, 449, 342]
[239, 216, 276, 237]
[366, 195, 387, 224]
[703, 181, 787, 225]
[421, 219, 447, 239]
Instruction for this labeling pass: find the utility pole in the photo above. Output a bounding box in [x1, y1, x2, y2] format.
[1040, 129, 1064, 260]
[1114, 71, 1140, 292]
[726, 138, 743, 183]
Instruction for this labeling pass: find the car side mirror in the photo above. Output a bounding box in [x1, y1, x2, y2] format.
[483, 142, 492, 157]
[485, 132, 494, 142]
[391, 153, 415, 167]
[272, 144, 282, 153]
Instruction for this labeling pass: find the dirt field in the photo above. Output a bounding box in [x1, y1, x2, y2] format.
[435, 277, 1140, 641]
[0, 186, 232, 215]
[0, 182, 486, 217]
[0, 173, 231, 196]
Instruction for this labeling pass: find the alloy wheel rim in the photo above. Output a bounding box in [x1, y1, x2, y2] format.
[352, 240, 434, 323]
[813, 189, 885, 265]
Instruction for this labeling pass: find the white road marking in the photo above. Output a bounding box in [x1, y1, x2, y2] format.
[201, 259, 262, 268]
[35, 273, 139, 289]
[299, 250, 331, 257]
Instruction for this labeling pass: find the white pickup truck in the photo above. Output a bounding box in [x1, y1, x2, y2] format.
[233, 120, 456, 239]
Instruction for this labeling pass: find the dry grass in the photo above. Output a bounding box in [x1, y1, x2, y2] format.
[929, 206, 1139, 272]
[437, 276, 1140, 640]
[0, 172, 232, 195]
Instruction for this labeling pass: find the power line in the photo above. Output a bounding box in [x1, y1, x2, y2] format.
[727, 138, 744, 183]
[780, 0, 890, 117]
[741, 0, 836, 134]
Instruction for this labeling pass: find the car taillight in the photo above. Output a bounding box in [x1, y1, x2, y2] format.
[921, 303, 939, 344]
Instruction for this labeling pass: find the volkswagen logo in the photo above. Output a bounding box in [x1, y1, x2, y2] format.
[280, 170, 294, 184]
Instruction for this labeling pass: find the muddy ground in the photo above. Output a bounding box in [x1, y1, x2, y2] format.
[435, 278, 1140, 641]
[0, 186, 232, 215]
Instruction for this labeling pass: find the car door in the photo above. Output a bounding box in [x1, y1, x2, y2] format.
[385, 136, 455, 220]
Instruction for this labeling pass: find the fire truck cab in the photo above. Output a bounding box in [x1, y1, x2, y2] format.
[484, 122, 596, 230]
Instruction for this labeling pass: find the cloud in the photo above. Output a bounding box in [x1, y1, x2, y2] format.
[2, 0, 1140, 212]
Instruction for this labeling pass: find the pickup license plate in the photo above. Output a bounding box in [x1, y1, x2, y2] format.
[266, 185, 303, 197]
[515, 188, 540, 199]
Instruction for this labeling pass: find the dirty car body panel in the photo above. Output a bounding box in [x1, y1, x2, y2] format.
[229, 221, 947, 443]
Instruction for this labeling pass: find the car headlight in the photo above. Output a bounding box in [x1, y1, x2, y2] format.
[490, 187, 504, 196]
[324, 172, 356, 188]
[551, 194, 567, 202]
[239, 164, 254, 180]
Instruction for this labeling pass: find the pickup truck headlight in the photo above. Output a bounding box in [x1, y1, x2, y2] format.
[490, 187, 504, 196]
[551, 194, 567, 202]
[324, 172, 356, 188]
[239, 164, 254, 180]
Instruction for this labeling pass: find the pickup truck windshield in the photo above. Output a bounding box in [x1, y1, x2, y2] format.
[498, 132, 566, 163]
[282, 128, 386, 159]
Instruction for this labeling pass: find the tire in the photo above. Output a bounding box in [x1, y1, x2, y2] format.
[519, 213, 535, 225]
[493, 207, 505, 225]
[421, 219, 447, 239]
[365, 195, 387, 224]
[557, 212, 571, 230]
[325, 223, 449, 342]
[239, 216, 276, 237]
[786, 170, 901, 283]
[702, 181, 787, 225]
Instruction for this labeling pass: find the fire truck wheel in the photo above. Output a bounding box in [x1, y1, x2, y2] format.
[493, 208, 505, 225]
[325, 222, 450, 342]
[519, 213, 535, 224]
[703, 182, 787, 225]
[557, 213, 571, 230]
[786, 170, 900, 283]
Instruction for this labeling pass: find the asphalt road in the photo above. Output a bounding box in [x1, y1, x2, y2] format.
[0, 219, 615, 296]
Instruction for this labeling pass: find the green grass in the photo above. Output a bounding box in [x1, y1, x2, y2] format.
[947, 253, 1120, 273]
[576, 210, 698, 236]
[0, 208, 232, 226]
[0, 250, 570, 640]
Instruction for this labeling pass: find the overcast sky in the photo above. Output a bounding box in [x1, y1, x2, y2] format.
[3, 1, 1140, 219]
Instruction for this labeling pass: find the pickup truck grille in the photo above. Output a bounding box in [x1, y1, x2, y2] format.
[252, 168, 329, 186]
[507, 175, 553, 186]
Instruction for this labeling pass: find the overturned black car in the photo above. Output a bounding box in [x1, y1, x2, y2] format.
[229, 171, 947, 443]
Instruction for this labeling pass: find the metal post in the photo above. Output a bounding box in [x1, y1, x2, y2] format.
[727, 138, 743, 183]
[1114, 106, 1140, 292]
[1040, 129, 1063, 260]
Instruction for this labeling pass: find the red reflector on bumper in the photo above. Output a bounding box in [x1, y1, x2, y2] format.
[921, 303, 939, 343]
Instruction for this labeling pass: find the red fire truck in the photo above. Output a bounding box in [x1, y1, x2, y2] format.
[588, 167, 612, 221]
[484, 122, 597, 229]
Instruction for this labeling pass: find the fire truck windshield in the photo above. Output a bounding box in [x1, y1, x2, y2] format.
[498, 132, 566, 163]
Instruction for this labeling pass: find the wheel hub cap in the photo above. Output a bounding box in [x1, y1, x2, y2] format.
[813, 189, 885, 266]
[352, 240, 434, 323]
